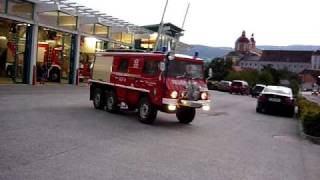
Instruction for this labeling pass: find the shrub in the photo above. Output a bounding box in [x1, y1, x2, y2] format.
[298, 97, 320, 137]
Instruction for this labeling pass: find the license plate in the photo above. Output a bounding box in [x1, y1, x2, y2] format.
[269, 98, 281, 102]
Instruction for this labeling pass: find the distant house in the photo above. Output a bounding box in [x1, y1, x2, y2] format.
[240, 50, 312, 73]
[300, 69, 320, 90]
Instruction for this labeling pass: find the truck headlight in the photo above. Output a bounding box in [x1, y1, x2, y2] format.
[168, 105, 176, 111]
[201, 92, 208, 100]
[170, 91, 178, 99]
[202, 105, 210, 111]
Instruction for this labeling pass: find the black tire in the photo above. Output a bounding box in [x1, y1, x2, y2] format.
[138, 97, 157, 124]
[176, 107, 196, 124]
[93, 88, 104, 110]
[256, 107, 262, 113]
[49, 69, 60, 82]
[105, 91, 119, 113]
[286, 108, 295, 117]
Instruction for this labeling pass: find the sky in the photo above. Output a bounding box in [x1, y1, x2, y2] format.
[75, 0, 320, 47]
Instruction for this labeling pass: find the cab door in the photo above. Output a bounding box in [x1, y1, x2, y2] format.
[141, 58, 162, 105]
[126, 57, 143, 105]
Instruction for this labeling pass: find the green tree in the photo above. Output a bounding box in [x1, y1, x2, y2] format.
[205, 57, 232, 80]
[257, 71, 274, 85]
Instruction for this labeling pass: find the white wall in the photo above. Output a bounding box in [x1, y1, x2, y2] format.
[311, 55, 320, 70]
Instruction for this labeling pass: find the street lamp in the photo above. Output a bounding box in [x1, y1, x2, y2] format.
[317, 76, 320, 92]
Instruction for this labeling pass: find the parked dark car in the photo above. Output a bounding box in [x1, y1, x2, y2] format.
[251, 84, 266, 97]
[256, 86, 295, 117]
[217, 80, 232, 92]
[230, 80, 250, 95]
[207, 78, 219, 90]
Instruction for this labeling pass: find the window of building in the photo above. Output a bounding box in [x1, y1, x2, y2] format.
[111, 32, 122, 42]
[121, 33, 133, 44]
[118, 58, 128, 73]
[94, 24, 109, 37]
[0, 0, 5, 13]
[58, 12, 77, 31]
[81, 24, 94, 34]
[7, 0, 34, 19]
[38, 11, 58, 26]
[143, 60, 160, 76]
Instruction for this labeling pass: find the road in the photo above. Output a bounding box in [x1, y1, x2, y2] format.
[301, 91, 320, 105]
[0, 85, 319, 180]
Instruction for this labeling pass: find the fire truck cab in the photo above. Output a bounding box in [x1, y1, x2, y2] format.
[89, 50, 211, 124]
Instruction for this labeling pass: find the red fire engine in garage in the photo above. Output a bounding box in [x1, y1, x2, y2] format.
[37, 43, 64, 82]
[89, 50, 211, 124]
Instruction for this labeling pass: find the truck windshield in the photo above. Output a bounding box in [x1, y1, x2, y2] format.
[167, 61, 203, 79]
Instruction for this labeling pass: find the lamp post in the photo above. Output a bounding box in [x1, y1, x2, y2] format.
[317, 76, 320, 92]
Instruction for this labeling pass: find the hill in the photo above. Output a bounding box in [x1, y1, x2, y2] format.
[182, 45, 320, 61]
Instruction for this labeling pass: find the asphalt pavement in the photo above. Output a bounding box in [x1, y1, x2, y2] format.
[0, 85, 319, 180]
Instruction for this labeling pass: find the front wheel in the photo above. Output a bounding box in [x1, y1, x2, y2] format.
[138, 98, 157, 124]
[176, 107, 196, 124]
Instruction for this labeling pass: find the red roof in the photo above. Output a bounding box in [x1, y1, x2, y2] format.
[236, 36, 250, 43]
[260, 50, 313, 63]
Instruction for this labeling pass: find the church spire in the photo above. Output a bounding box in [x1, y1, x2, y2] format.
[242, 30, 246, 37]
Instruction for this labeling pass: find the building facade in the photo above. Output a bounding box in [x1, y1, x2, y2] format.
[239, 50, 312, 73]
[0, 0, 154, 85]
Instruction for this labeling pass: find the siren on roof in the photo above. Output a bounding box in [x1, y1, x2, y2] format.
[194, 52, 199, 59]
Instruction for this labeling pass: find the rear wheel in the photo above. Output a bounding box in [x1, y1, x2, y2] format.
[138, 97, 157, 124]
[49, 69, 60, 82]
[286, 108, 295, 117]
[176, 107, 196, 124]
[256, 107, 262, 113]
[105, 91, 119, 113]
[93, 88, 104, 109]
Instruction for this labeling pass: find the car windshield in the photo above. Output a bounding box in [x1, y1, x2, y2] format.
[167, 61, 203, 79]
[232, 82, 242, 86]
[254, 86, 265, 92]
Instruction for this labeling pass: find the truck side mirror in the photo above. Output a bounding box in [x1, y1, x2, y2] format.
[166, 52, 175, 61]
[160, 62, 165, 72]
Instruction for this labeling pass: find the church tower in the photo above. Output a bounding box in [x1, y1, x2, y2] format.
[235, 31, 250, 53]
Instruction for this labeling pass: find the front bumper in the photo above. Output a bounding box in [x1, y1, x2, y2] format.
[162, 98, 211, 108]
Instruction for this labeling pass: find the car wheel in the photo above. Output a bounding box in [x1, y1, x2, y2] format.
[138, 97, 157, 124]
[49, 69, 60, 82]
[105, 91, 119, 113]
[176, 107, 196, 124]
[286, 108, 295, 117]
[256, 107, 263, 113]
[93, 88, 104, 110]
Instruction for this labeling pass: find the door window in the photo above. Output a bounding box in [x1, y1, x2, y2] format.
[118, 58, 128, 73]
[143, 60, 160, 76]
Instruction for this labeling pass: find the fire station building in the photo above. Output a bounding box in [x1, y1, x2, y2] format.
[0, 0, 153, 85]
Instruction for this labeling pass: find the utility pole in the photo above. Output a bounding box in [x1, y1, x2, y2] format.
[153, 0, 169, 52]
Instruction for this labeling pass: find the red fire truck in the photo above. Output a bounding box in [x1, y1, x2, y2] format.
[37, 43, 63, 82]
[89, 50, 211, 124]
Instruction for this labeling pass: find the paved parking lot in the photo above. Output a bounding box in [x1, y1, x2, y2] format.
[0, 85, 319, 180]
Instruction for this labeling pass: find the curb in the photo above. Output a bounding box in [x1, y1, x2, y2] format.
[298, 119, 320, 145]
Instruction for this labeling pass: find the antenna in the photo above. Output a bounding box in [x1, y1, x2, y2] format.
[181, 2, 190, 29]
[153, 0, 169, 52]
[171, 2, 191, 53]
